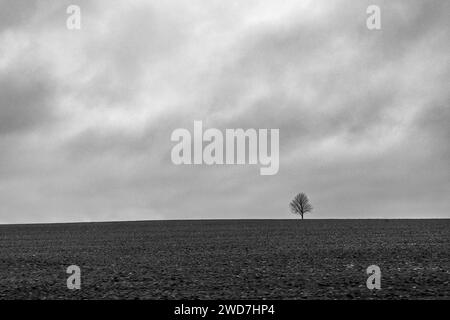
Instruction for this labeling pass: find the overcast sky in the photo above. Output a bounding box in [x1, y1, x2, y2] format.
[0, 0, 449, 223]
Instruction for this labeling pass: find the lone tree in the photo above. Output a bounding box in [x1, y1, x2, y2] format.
[290, 193, 313, 220]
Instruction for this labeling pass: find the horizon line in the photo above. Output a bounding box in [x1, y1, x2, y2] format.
[0, 217, 449, 226]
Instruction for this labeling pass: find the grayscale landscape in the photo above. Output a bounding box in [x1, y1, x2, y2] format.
[1, 0, 449, 303]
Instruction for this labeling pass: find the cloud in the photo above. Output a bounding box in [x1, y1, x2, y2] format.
[0, 71, 57, 135]
[0, 0, 448, 223]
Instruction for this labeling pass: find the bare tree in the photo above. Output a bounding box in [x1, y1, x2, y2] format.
[289, 193, 313, 220]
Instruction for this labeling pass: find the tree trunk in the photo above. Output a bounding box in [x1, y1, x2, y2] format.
[301, 214, 303, 220]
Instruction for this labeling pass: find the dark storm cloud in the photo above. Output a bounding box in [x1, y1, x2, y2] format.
[0, 0, 448, 223]
[0, 0, 39, 30]
[0, 73, 56, 135]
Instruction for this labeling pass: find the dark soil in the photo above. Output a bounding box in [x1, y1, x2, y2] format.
[0, 219, 448, 299]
